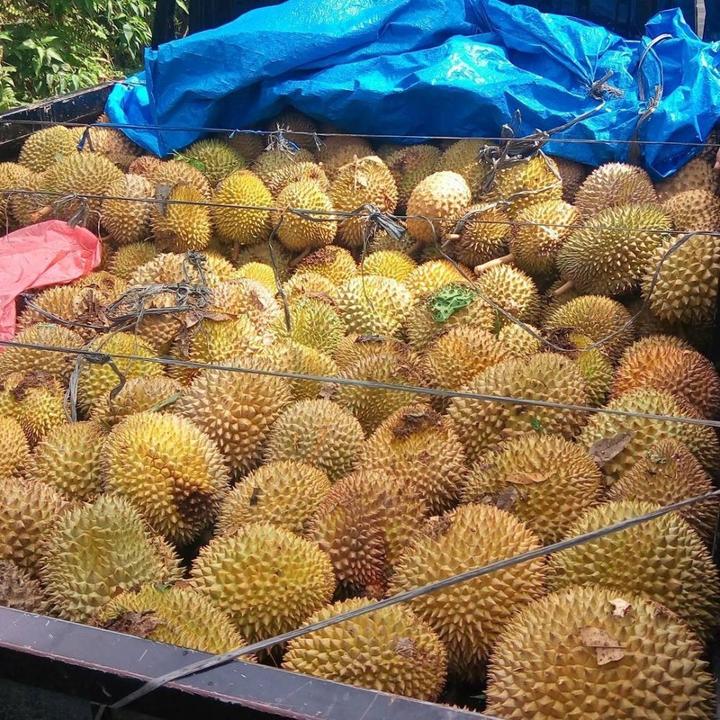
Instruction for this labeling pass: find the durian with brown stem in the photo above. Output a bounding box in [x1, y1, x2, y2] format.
[361, 404, 468, 513]
[389, 503, 547, 680]
[264, 161, 330, 196]
[284, 598, 447, 701]
[486, 586, 715, 720]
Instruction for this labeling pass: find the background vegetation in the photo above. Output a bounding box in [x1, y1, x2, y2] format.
[0, 0, 186, 110]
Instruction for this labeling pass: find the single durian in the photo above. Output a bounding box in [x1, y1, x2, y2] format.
[275, 296, 346, 354]
[361, 404, 467, 513]
[296, 245, 357, 285]
[0, 324, 84, 382]
[497, 322, 542, 358]
[0, 416, 31, 479]
[46, 151, 124, 217]
[177, 355, 290, 474]
[476, 264, 541, 325]
[360, 250, 417, 282]
[284, 598, 448, 700]
[551, 156, 590, 202]
[486, 153, 562, 217]
[609, 440, 719, 544]
[574, 163, 658, 217]
[446, 203, 511, 267]
[448, 354, 590, 464]
[265, 399, 364, 481]
[486, 586, 715, 720]
[641, 232, 720, 326]
[612, 336, 720, 417]
[9, 373, 67, 445]
[549, 500, 720, 637]
[310, 470, 426, 598]
[152, 182, 212, 252]
[19, 126, 79, 172]
[265, 161, 330, 196]
[0, 475, 68, 573]
[0, 561, 48, 614]
[662, 188, 720, 232]
[190, 522, 335, 642]
[147, 159, 211, 198]
[41, 496, 181, 623]
[385, 144, 441, 211]
[656, 156, 719, 201]
[389, 504, 546, 680]
[76, 332, 163, 415]
[437, 138, 492, 195]
[335, 275, 412, 338]
[217, 460, 331, 537]
[424, 325, 510, 392]
[252, 147, 315, 185]
[462, 434, 603, 543]
[179, 138, 245, 186]
[25, 421, 103, 501]
[406, 171, 472, 245]
[331, 156, 398, 248]
[101, 174, 155, 245]
[557, 204, 671, 296]
[128, 154, 163, 177]
[317, 137, 373, 178]
[404, 283, 495, 350]
[103, 413, 230, 545]
[507, 198, 579, 278]
[262, 340, 338, 401]
[579, 388, 720, 484]
[98, 585, 251, 655]
[335, 351, 425, 434]
[404, 259, 466, 297]
[234, 261, 277, 291]
[212, 170, 272, 247]
[0, 162, 32, 230]
[93, 376, 181, 427]
[108, 241, 158, 279]
[273, 180, 337, 252]
[543, 295, 634, 361]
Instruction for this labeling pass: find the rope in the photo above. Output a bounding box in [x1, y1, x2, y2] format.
[96, 488, 720, 717]
[2, 338, 720, 429]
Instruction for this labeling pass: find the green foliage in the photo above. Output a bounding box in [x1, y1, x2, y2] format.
[0, 1, 179, 110]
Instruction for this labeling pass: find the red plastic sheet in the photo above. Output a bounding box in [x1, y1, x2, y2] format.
[0, 220, 102, 342]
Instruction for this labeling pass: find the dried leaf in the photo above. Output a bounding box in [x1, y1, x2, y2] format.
[609, 598, 632, 618]
[493, 486, 520, 511]
[505, 471, 546, 485]
[580, 626, 624, 665]
[104, 611, 162, 639]
[589, 433, 633, 466]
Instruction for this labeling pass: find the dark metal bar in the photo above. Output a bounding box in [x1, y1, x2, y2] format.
[0, 608, 481, 720]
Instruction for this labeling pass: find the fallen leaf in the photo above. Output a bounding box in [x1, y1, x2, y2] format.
[580, 626, 624, 665]
[104, 611, 162, 639]
[493, 486, 520, 510]
[589, 433, 633, 466]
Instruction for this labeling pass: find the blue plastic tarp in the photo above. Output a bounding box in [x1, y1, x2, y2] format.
[106, 0, 720, 179]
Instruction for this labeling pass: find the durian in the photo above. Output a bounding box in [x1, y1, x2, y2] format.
[404, 259, 466, 297]
[265, 399, 364, 481]
[389, 504, 546, 679]
[551, 156, 590, 202]
[9, 373, 67, 445]
[79, 125, 140, 170]
[190, 522, 335, 642]
[446, 203, 511, 267]
[574, 163, 658, 217]
[147, 159, 211, 198]
[234, 261, 278, 291]
[333, 334, 409, 371]
[497, 322, 542, 358]
[655, 156, 719, 201]
[266, 111, 318, 151]
[0, 561, 48, 614]
[217, 460, 331, 537]
[0, 162, 32, 230]
[151, 182, 212, 252]
[662, 188, 720, 232]
[462, 434, 603, 543]
[107, 242, 158, 280]
[0, 416, 31, 478]
[360, 250, 417, 282]
[262, 340, 337, 400]
[212, 169, 272, 247]
[19, 126, 79, 172]
[264, 161, 329, 196]
[252, 147, 315, 185]
[448, 354, 589, 464]
[317, 137, 373, 178]
[93, 376, 181, 427]
[41, 496, 181, 623]
[549, 500, 720, 637]
[476, 264, 541, 325]
[179, 138, 245, 185]
[361, 404, 467, 513]
[284, 598, 447, 701]
[486, 586, 715, 720]
[275, 296, 346, 355]
[296, 245, 357, 285]
[385, 144, 441, 211]
[273, 180, 336, 252]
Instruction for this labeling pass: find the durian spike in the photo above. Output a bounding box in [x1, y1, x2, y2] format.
[474, 253, 513, 274]
[551, 280, 574, 297]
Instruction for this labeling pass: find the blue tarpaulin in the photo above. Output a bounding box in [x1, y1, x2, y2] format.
[106, 0, 720, 179]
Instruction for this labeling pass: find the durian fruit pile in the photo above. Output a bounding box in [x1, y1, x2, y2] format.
[2, 112, 720, 719]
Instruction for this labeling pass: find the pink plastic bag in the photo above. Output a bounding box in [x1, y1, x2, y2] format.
[0, 220, 102, 342]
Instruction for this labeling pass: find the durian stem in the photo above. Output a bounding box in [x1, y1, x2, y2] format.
[446, 233, 460, 241]
[474, 254, 513, 275]
[30, 205, 54, 223]
[551, 280, 574, 297]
